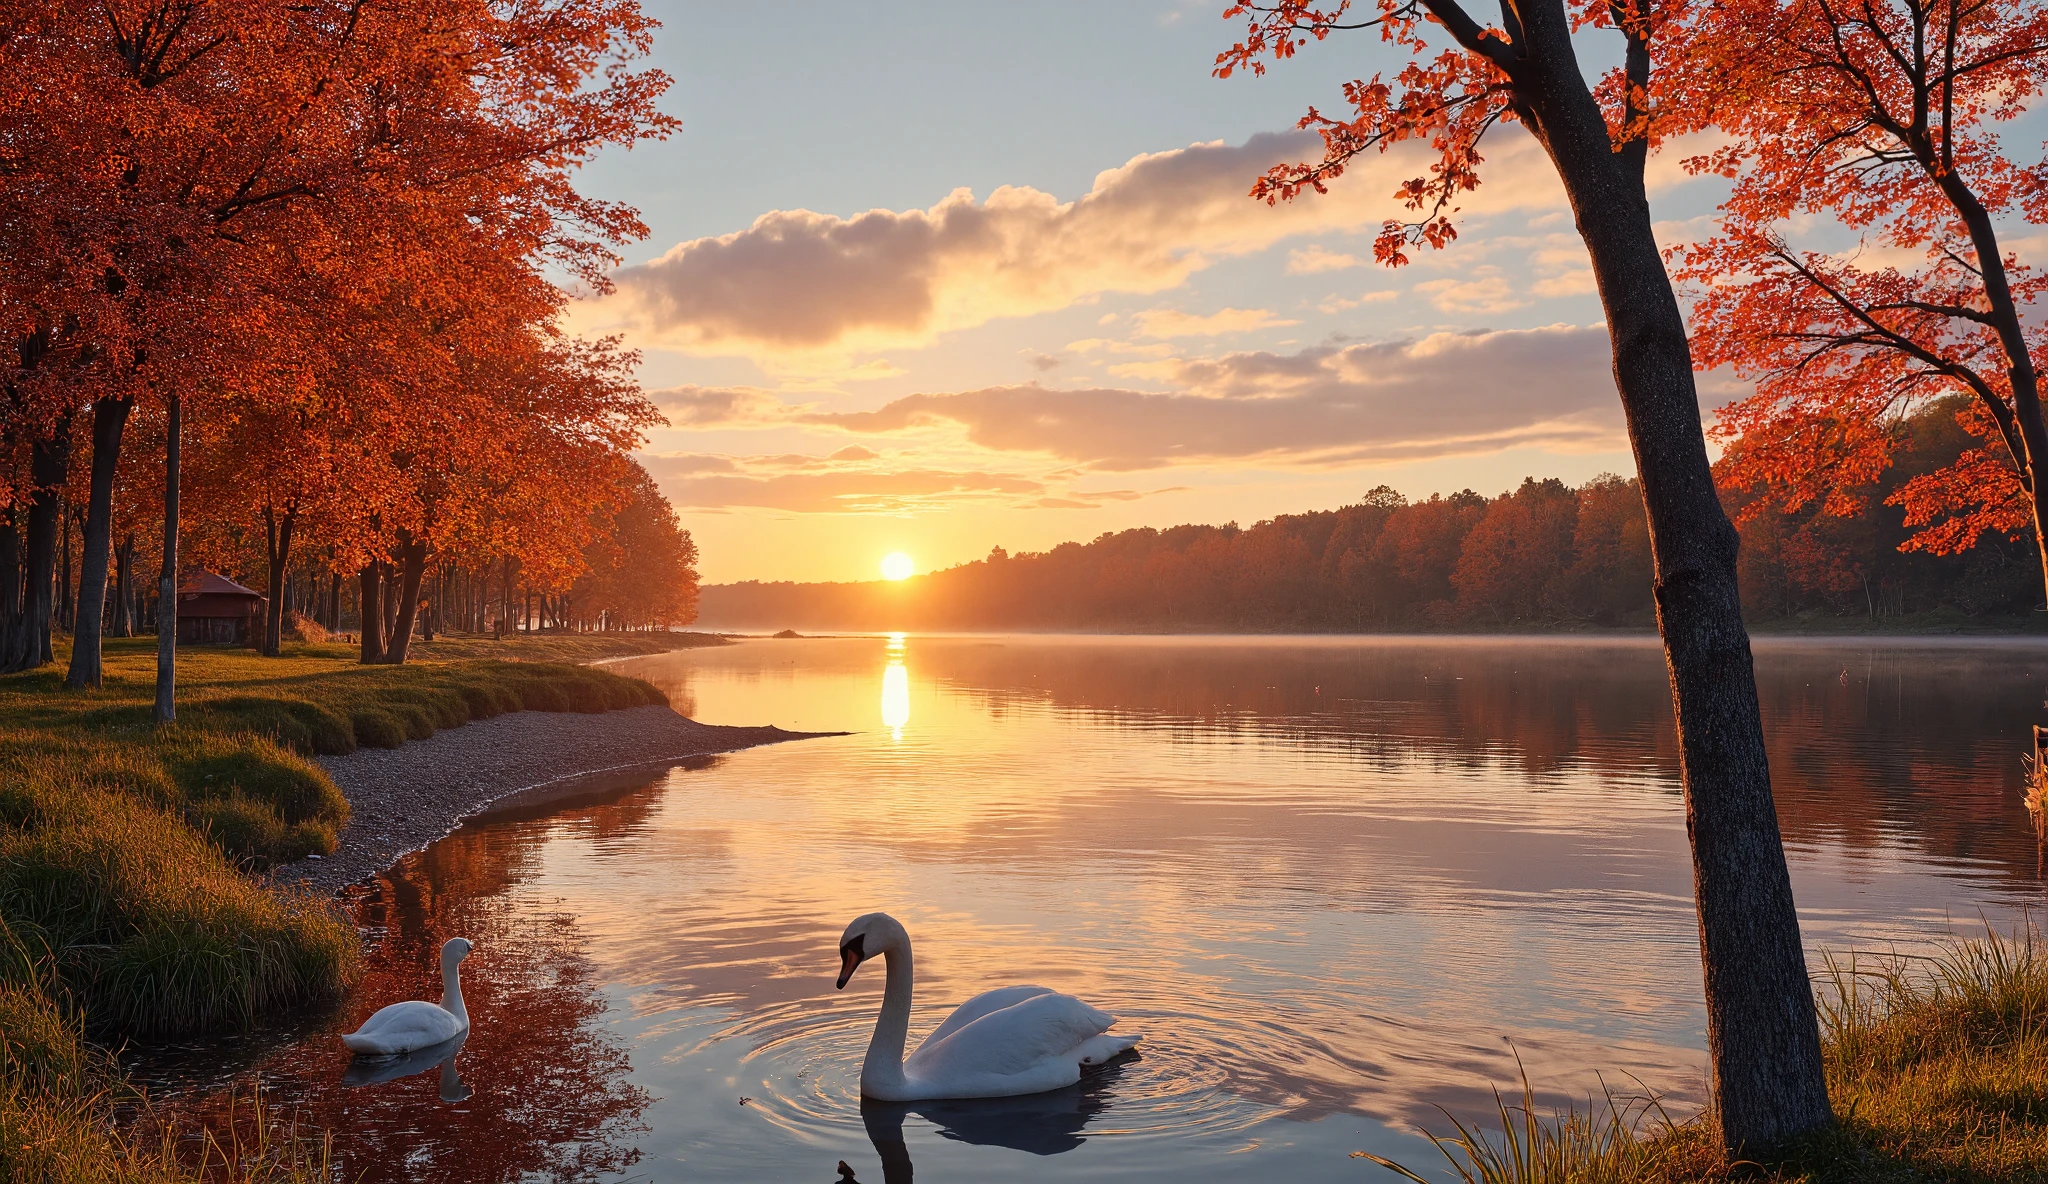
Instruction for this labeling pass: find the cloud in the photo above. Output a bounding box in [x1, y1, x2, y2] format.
[1414, 271, 1527, 314]
[1132, 306, 1300, 338]
[584, 130, 1567, 364]
[1318, 290, 1401, 313]
[652, 384, 801, 427]
[803, 325, 1625, 470]
[1022, 350, 1064, 372]
[1065, 337, 1174, 357]
[1288, 244, 1365, 273]
[644, 453, 1048, 513]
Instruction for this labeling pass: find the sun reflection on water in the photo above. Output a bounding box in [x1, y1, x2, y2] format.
[880, 633, 909, 739]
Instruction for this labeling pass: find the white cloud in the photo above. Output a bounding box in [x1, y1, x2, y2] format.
[1415, 271, 1527, 314]
[1318, 290, 1401, 313]
[1288, 244, 1365, 273]
[1132, 307, 1300, 338]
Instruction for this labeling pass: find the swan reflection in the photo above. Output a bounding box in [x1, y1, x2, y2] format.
[341, 1033, 471, 1103]
[881, 634, 910, 739]
[839, 1059, 1132, 1183]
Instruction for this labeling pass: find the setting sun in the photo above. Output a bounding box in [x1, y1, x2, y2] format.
[880, 552, 915, 581]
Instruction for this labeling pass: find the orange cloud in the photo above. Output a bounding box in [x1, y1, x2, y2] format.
[587, 132, 1567, 363]
[805, 325, 1623, 470]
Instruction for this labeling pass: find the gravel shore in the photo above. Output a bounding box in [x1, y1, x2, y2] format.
[271, 705, 834, 894]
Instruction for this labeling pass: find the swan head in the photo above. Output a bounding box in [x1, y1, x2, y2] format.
[835, 913, 904, 990]
[441, 937, 473, 968]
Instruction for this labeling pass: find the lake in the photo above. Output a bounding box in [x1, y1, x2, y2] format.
[146, 635, 2048, 1182]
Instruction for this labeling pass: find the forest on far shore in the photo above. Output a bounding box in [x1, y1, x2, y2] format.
[701, 398, 2045, 633]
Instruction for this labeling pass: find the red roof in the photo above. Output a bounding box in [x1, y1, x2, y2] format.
[179, 571, 263, 599]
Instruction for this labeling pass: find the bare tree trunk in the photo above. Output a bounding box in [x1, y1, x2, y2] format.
[326, 552, 340, 633]
[3, 417, 74, 672]
[111, 532, 134, 637]
[153, 395, 180, 724]
[58, 498, 71, 635]
[382, 529, 429, 664]
[261, 504, 295, 656]
[358, 562, 384, 664]
[1506, 0, 1830, 1149]
[66, 395, 133, 687]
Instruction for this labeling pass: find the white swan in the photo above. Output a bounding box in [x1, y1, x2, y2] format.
[341, 937, 472, 1057]
[834, 913, 1138, 1101]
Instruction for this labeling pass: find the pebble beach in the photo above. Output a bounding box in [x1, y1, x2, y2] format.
[272, 704, 834, 894]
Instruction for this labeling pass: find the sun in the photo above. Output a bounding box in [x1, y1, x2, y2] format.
[880, 552, 915, 581]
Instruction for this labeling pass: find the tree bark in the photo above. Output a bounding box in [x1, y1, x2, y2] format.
[381, 529, 429, 664]
[153, 394, 180, 725]
[1, 417, 74, 673]
[111, 532, 134, 637]
[358, 561, 385, 664]
[261, 503, 295, 656]
[1500, 0, 1831, 1150]
[66, 395, 133, 687]
[327, 565, 340, 634]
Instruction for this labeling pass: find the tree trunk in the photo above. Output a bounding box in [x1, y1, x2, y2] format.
[111, 532, 134, 637]
[58, 499, 72, 634]
[1510, 0, 1830, 1150]
[358, 562, 385, 664]
[381, 560, 400, 647]
[261, 504, 295, 656]
[2, 417, 74, 672]
[382, 529, 430, 664]
[66, 395, 133, 687]
[153, 395, 180, 724]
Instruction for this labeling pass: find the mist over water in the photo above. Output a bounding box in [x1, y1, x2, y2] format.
[151, 636, 2048, 1182]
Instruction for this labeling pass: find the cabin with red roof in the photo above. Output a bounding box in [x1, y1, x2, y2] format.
[176, 571, 267, 646]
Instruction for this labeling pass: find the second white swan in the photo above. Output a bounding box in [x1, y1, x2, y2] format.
[834, 912, 1138, 1101]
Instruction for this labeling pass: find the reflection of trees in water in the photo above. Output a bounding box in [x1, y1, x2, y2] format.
[177, 796, 664, 1184]
[923, 639, 2045, 881]
[614, 657, 697, 719]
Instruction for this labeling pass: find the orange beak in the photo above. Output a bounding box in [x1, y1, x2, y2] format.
[836, 945, 862, 990]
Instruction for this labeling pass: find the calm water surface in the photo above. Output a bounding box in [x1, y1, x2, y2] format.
[153, 635, 2048, 1182]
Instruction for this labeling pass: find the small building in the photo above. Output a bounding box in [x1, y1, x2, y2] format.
[177, 571, 267, 646]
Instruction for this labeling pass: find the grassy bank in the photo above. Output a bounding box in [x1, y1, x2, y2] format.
[1364, 925, 2048, 1183]
[0, 632, 691, 1181]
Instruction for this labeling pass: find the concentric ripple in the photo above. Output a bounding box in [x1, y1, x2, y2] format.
[720, 998, 1297, 1150]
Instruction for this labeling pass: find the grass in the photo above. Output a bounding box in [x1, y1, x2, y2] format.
[1359, 923, 2048, 1183]
[0, 629, 702, 1180]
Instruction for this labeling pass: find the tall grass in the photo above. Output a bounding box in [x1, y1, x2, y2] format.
[0, 633, 687, 1180]
[1358, 923, 2048, 1183]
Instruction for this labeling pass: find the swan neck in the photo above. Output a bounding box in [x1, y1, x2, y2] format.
[441, 955, 468, 1024]
[861, 938, 913, 1091]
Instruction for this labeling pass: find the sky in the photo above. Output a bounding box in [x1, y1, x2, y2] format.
[569, 0, 1739, 585]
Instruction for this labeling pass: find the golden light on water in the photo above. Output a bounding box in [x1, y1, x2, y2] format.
[879, 552, 915, 581]
[881, 633, 910, 739]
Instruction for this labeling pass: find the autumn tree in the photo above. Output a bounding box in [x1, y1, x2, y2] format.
[1669, 0, 2048, 606]
[0, 1, 676, 700]
[1214, 0, 1830, 1148]
[570, 462, 702, 630]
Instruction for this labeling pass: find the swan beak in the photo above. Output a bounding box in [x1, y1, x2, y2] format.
[836, 946, 861, 990]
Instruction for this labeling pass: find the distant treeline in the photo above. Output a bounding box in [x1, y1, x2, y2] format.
[703, 405, 2042, 632]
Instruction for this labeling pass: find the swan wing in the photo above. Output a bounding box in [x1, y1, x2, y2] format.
[915, 985, 1053, 1053]
[906, 991, 1117, 1083]
[342, 1001, 465, 1057]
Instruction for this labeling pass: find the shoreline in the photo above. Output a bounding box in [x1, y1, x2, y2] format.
[271, 704, 843, 894]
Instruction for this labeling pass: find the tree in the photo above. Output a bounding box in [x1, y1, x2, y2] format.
[1, 0, 677, 696]
[1215, 0, 1831, 1150]
[1669, 0, 2048, 597]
